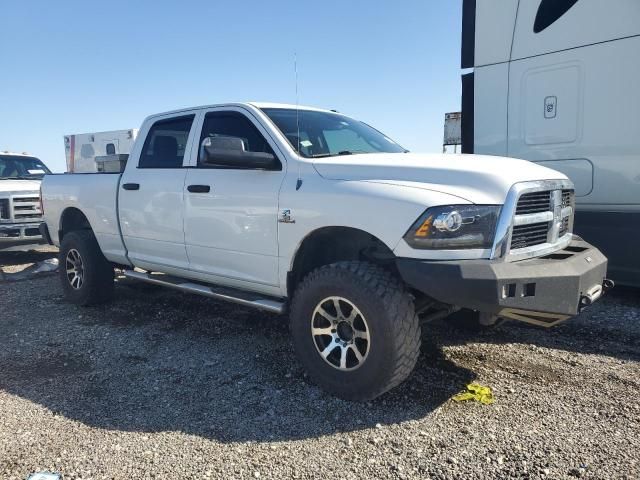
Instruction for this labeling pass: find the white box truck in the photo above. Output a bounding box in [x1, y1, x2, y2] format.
[64, 129, 138, 173]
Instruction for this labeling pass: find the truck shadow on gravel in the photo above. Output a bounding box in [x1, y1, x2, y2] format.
[0, 249, 59, 282]
[0, 278, 477, 443]
[0, 249, 57, 267]
[2, 277, 637, 443]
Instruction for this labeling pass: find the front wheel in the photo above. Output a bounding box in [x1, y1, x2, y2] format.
[289, 261, 421, 401]
[59, 230, 114, 305]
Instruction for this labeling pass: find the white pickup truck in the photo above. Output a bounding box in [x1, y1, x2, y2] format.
[1, 152, 51, 246]
[40, 102, 610, 400]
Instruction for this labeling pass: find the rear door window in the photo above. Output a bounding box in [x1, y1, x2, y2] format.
[139, 115, 195, 168]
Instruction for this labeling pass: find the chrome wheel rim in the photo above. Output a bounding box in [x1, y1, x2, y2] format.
[311, 296, 370, 371]
[65, 249, 84, 290]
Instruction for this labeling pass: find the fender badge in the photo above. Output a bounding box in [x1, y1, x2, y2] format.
[278, 209, 295, 224]
[585, 256, 592, 263]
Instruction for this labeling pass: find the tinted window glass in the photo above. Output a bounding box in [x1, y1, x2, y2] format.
[261, 108, 405, 158]
[139, 115, 194, 168]
[198, 111, 275, 166]
[323, 129, 374, 153]
[0, 155, 51, 179]
[106, 143, 116, 155]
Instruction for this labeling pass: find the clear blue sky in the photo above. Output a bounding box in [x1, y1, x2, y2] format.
[0, 0, 462, 172]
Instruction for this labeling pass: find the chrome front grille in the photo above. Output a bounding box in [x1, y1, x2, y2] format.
[507, 186, 574, 259]
[12, 196, 41, 220]
[0, 199, 9, 220]
[490, 180, 575, 261]
[0, 192, 43, 223]
[559, 216, 570, 236]
[511, 221, 549, 249]
[515, 191, 552, 215]
[559, 189, 574, 236]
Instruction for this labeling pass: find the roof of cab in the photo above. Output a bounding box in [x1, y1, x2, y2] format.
[0, 151, 34, 157]
[144, 102, 335, 121]
[248, 102, 334, 112]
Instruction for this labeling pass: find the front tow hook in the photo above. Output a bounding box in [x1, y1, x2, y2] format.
[579, 279, 614, 311]
[580, 285, 603, 310]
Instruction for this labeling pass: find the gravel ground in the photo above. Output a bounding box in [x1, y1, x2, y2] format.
[1, 248, 639, 479]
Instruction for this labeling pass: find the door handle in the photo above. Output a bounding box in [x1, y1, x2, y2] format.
[122, 183, 140, 191]
[187, 184, 211, 193]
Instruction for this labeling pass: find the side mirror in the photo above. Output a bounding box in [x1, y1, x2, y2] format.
[200, 136, 277, 169]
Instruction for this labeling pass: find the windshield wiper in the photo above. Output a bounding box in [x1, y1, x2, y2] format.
[308, 150, 362, 158]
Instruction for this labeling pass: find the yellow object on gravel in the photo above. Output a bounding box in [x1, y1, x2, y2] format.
[452, 383, 494, 404]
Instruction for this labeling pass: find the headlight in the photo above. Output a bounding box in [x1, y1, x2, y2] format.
[404, 205, 500, 250]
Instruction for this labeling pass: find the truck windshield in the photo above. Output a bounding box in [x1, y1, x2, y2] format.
[261, 108, 407, 158]
[0, 155, 52, 179]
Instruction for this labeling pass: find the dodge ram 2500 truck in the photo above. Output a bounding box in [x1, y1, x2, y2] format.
[40, 102, 610, 400]
[1, 152, 51, 247]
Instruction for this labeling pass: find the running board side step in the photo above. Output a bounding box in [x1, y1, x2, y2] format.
[123, 270, 286, 314]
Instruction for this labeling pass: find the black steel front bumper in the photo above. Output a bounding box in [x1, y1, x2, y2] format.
[396, 238, 609, 327]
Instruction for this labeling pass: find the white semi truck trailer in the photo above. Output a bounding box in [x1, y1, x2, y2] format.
[460, 0, 640, 285]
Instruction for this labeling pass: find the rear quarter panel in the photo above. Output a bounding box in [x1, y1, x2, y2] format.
[41, 173, 128, 264]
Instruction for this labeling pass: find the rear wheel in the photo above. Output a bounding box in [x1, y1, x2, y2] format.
[59, 230, 114, 305]
[289, 261, 421, 400]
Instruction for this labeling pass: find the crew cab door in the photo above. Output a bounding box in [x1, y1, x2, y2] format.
[183, 107, 285, 292]
[119, 113, 197, 271]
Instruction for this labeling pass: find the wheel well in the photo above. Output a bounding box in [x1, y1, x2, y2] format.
[288, 227, 396, 297]
[59, 207, 92, 240]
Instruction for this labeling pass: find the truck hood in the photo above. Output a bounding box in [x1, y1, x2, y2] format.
[0, 179, 41, 193]
[312, 153, 568, 204]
